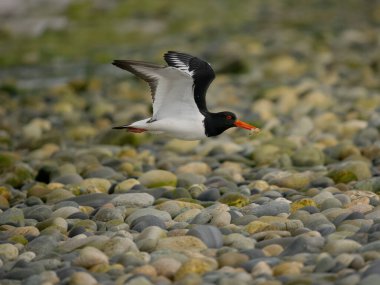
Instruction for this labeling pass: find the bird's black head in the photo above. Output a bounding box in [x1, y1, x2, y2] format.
[204, 111, 237, 137]
[204, 111, 258, 137]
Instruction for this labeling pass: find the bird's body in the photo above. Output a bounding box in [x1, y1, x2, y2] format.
[113, 51, 259, 140]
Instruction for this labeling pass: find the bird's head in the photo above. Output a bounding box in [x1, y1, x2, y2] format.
[204, 111, 259, 137]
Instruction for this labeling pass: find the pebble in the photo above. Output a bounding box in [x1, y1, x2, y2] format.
[69, 271, 98, 285]
[187, 225, 223, 248]
[151, 257, 182, 279]
[156, 236, 207, 252]
[324, 239, 362, 255]
[191, 203, 231, 227]
[74, 246, 109, 268]
[0, 243, 19, 261]
[0, 207, 25, 226]
[131, 215, 166, 231]
[174, 257, 218, 280]
[126, 208, 172, 225]
[139, 170, 177, 188]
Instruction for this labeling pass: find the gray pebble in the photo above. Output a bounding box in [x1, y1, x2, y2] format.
[187, 225, 223, 248]
[0, 208, 25, 226]
[65, 193, 113, 208]
[197, 188, 221, 201]
[23, 205, 52, 222]
[53, 173, 83, 184]
[131, 215, 166, 232]
[248, 200, 290, 217]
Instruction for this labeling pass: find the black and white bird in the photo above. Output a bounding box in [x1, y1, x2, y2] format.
[112, 51, 259, 140]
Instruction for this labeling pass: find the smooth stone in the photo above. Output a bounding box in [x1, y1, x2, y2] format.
[151, 257, 182, 279]
[79, 178, 111, 193]
[291, 145, 325, 167]
[114, 178, 140, 193]
[111, 193, 154, 208]
[0, 243, 19, 260]
[218, 192, 250, 207]
[123, 276, 153, 285]
[68, 226, 87, 237]
[26, 235, 59, 256]
[0, 208, 25, 226]
[126, 208, 171, 225]
[165, 139, 199, 154]
[191, 203, 231, 227]
[17, 251, 36, 262]
[155, 200, 203, 218]
[85, 166, 120, 179]
[174, 257, 217, 280]
[324, 239, 361, 255]
[65, 193, 113, 207]
[224, 233, 255, 250]
[265, 171, 313, 190]
[314, 253, 336, 273]
[251, 261, 273, 277]
[177, 161, 211, 175]
[161, 187, 192, 200]
[197, 188, 220, 201]
[290, 199, 318, 213]
[53, 173, 83, 184]
[217, 252, 249, 267]
[74, 246, 109, 268]
[320, 198, 343, 210]
[45, 189, 75, 204]
[139, 170, 177, 188]
[68, 212, 89, 220]
[135, 226, 167, 252]
[131, 215, 166, 232]
[69, 271, 98, 285]
[361, 275, 380, 285]
[187, 225, 223, 248]
[174, 209, 202, 223]
[103, 236, 138, 257]
[23, 205, 53, 221]
[177, 173, 206, 188]
[8, 226, 40, 237]
[362, 259, 380, 278]
[51, 206, 80, 219]
[94, 207, 124, 222]
[59, 235, 110, 253]
[247, 201, 290, 217]
[312, 190, 335, 205]
[334, 194, 351, 206]
[328, 161, 372, 183]
[22, 271, 59, 285]
[273, 261, 303, 276]
[262, 244, 284, 256]
[360, 240, 380, 252]
[280, 236, 324, 256]
[310, 177, 335, 188]
[156, 236, 207, 252]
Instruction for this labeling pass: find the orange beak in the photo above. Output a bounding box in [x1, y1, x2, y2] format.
[234, 120, 259, 131]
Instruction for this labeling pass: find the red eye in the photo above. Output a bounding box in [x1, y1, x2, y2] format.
[226, 115, 232, 120]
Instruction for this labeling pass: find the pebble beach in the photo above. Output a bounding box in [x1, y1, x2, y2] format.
[1, 1, 380, 285]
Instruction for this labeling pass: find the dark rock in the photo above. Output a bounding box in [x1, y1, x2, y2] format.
[197, 188, 221, 201]
[23, 205, 52, 222]
[130, 215, 166, 232]
[187, 225, 223, 248]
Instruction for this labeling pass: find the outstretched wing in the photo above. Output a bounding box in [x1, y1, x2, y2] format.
[164, 51, 215, 114]
[113, 51, 215, 121]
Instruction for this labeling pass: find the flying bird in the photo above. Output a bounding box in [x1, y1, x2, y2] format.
[112, 51, 259, 140]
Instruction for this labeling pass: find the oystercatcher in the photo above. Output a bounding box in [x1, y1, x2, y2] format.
[112, 51, 259, 140]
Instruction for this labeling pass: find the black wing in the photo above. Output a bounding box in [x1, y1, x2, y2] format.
[164, 51, 215, 113]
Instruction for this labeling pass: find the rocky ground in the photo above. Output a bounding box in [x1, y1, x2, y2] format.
[1, 1, 380, 285]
